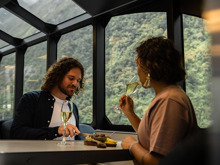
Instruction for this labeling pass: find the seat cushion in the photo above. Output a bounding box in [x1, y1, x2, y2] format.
[78, 123, 96, 140]
[1, 119, 13, 139]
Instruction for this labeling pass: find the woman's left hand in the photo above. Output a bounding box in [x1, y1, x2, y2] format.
[119, 95, 134, 116]
[121, 135, 137, 149]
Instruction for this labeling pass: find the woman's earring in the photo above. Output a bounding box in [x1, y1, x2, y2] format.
[144, 73, 151, 88]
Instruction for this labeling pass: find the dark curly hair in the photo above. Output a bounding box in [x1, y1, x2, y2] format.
[136, 36, 186, 84]
[41, 57, 85, 96]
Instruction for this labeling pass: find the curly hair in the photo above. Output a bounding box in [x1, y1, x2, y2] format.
[41, 57, 85, 96]
[136, 36, 186, 84]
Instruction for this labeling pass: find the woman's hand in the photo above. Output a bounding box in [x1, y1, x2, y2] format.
[121, 135, 137, 149]
[119, 94, 134, 116]
[58, 124, 80, 137]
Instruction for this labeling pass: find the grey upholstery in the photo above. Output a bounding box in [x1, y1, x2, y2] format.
[78, 123, 96, 140]
[1, 119, 13, 139]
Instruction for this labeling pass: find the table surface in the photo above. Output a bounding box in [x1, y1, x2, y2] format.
[0, 140, 132, 165]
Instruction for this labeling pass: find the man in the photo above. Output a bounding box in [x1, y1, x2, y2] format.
[10, 57, 84, 140]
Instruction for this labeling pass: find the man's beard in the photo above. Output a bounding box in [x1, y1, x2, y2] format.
[58, 83, 75, 98]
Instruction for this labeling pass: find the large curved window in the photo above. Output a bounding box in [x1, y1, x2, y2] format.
[183, 14, 212, 128]
[58, 26, 93, 124]
[23, 42, 47, 93]
[105, 12, 167, 125]
[0, 53, 15, 120]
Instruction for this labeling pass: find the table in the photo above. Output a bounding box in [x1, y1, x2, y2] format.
[0, 140, 132, 165]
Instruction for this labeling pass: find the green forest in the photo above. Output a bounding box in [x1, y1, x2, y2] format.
[0, 1, 212, 128]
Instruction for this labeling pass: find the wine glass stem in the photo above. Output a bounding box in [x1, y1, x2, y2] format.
[62, 123, 67, 144]
[115, 104, 121, 113]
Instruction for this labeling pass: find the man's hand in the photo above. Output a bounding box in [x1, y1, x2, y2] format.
[58, 124, 80, 137]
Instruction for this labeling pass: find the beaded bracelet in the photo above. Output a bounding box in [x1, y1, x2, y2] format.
[129, 141, 138, 157]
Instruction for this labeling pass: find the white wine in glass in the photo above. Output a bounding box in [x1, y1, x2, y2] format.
[112, 75, 142, 114]
[57, 100, 73, 145]
[61, 112, 73, 124]
[126, 82, 142, 95]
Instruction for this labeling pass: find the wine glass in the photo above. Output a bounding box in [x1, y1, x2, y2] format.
[112, 75, 142, 114]
[57, 100, 73, 145]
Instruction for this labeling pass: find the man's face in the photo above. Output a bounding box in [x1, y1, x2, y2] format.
[58, 67, 82, 97]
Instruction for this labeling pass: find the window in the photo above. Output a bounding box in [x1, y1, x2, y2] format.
[0, 8, 38, 39]
[23, 42, 47, 93]
[105, 12, 167, 125]
[0, 53, 15, 120]
[58, 26, 93, 124]
[18, 0, 85, 24]
[183, 14, 213, 128]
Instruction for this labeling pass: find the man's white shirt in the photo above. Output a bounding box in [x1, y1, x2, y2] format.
[49, 95, 76, 140]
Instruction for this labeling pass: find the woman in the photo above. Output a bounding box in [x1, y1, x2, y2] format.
[120, 37, 198, 165]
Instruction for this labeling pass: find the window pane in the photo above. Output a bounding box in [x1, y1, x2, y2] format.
[58, 26, 93, 124]
[105, 12, 167, 125]
[183, 14, 213, 128]
[0, 8, 38, 39]
[18, 0, 86, 24]
[23, 42, 47, 93]
[0, 53, 15, 120]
